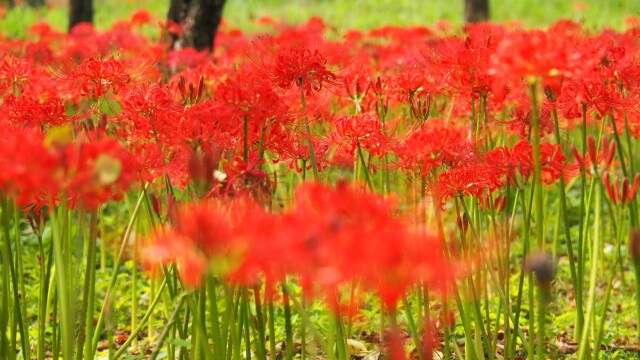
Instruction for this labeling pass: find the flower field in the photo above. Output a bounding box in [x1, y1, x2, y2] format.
[2, 4, 640, 360]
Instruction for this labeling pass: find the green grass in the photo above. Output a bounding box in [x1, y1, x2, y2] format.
[1, 0, 639, 38]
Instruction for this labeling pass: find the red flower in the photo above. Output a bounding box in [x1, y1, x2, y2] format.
[394, 120, 473, 174]
[72, 57, 131, 98]
[130, 10, 152, 26]
[253, 40, 337, 95]
[54, 133, 144, 209]
[602, 172, 640, 205]
[0, 125, 58, 208]
[330, 113, 388, 157]
[2, 93, 68, 129]
[557, 77, 626, 119]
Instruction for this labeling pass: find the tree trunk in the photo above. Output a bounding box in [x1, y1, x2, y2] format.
[464, 0, 489, 23]
[168, 0, 190, 24]
[167, 0, 190, 47]
[27, 0, 45, 6]
[68, 0, 93, 32]
[168, 0, 226, 52]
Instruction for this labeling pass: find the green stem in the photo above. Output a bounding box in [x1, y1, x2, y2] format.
[551, 107, 583, 338]
[37, 227, 53, 360]
[282, 284, 294, 360]
[634, 265, 640, 340]
[0, 196, 14, 360]
[577, 181, 603, 360]
[267, 293, 277, 360]
[530, 82, 544, 250]
[243, 114, 249, 163]
[576, 104, 588, 340]
[76, 210, 98, 360]
[12, 208, 29, 360]
[536, 288, 549, 360]
[242, 288, 252, 360]
[402, 296, 425, 360]
[50, 203, 73, 360]
[207, 277, 225, 359]
[92, 185, 148, 351]
[113, 279, 168, 359]
[150, 295, 187, 360]
[298, 80, 319, 179]
[356, 142, 374, 190]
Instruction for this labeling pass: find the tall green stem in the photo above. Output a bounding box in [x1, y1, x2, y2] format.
[577, 181, 602, 360]
[49, 203, 73, 360]
[91, 185, 148, 353]
[298, 80, 319, 179]
[77, 210, 98, 360]
[551, 107, 583, 337]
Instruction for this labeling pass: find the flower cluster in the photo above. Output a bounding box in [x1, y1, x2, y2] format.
[3, 13, 640, 359]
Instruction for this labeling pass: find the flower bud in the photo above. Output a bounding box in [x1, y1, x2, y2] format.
[587, 136, 597, 166]
[524, 251, 555, 290]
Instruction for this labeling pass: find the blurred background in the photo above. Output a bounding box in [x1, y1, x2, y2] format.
[0, 0, 638, 39]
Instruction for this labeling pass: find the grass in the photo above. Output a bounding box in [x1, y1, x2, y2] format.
[1, 0, 639, 38]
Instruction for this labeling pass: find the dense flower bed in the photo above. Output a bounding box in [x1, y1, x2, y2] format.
[2, 11, 640, 359]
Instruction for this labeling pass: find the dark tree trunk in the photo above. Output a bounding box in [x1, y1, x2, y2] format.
[464, 0, 489, 23]
[168, 0, 226, 52]
[68, 0, 93, 32]
[168, 0, 190, 24]
[27, 0, 45, 6]
[167, 0, 190, 47]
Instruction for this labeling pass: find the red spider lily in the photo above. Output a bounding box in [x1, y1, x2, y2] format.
[490, 140, 569, 184]
[216, 68, 290, 148]
[421, 31, 498, 98]
[54, 133, 144, 209]
[570, 135, 616, 173]
[489, 30, 573, 88]
[602, 172, 640, 205]
[478, 193, 508, 212]
[271, 132, 330, 173]
[437, 163, 500, 203]
[2, 93, 68, 129]
[0, 122, 143, 210]
[144, 181, 451, 308]
[130, 9, 153, 26]
[71, 56, 131, 98]
[211, 152, 274, 202]
[251, 40, 337, 95]
[503, 91, 554, 138]
[144, 228, 210, 288]
[177, 75, 205, 105]
[282, 181, 450, 307]
[187, 146, 222, 196]
[0, 54, 33, 95]
[0, 125, 58, 208]
[118, 83, 181, 143]
[330, 113, 389, 157]
[24, 41, 56, 66]
[437, 139, 569, 204]
[390, 70, 435, 103]
[342, 66, 371, 104]
[393, 120, 474, 175]
[144, 198, 259, 288]
[557, 77, 627, 119]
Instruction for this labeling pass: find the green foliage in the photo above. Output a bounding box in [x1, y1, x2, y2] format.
[1, 0, 638, 38]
